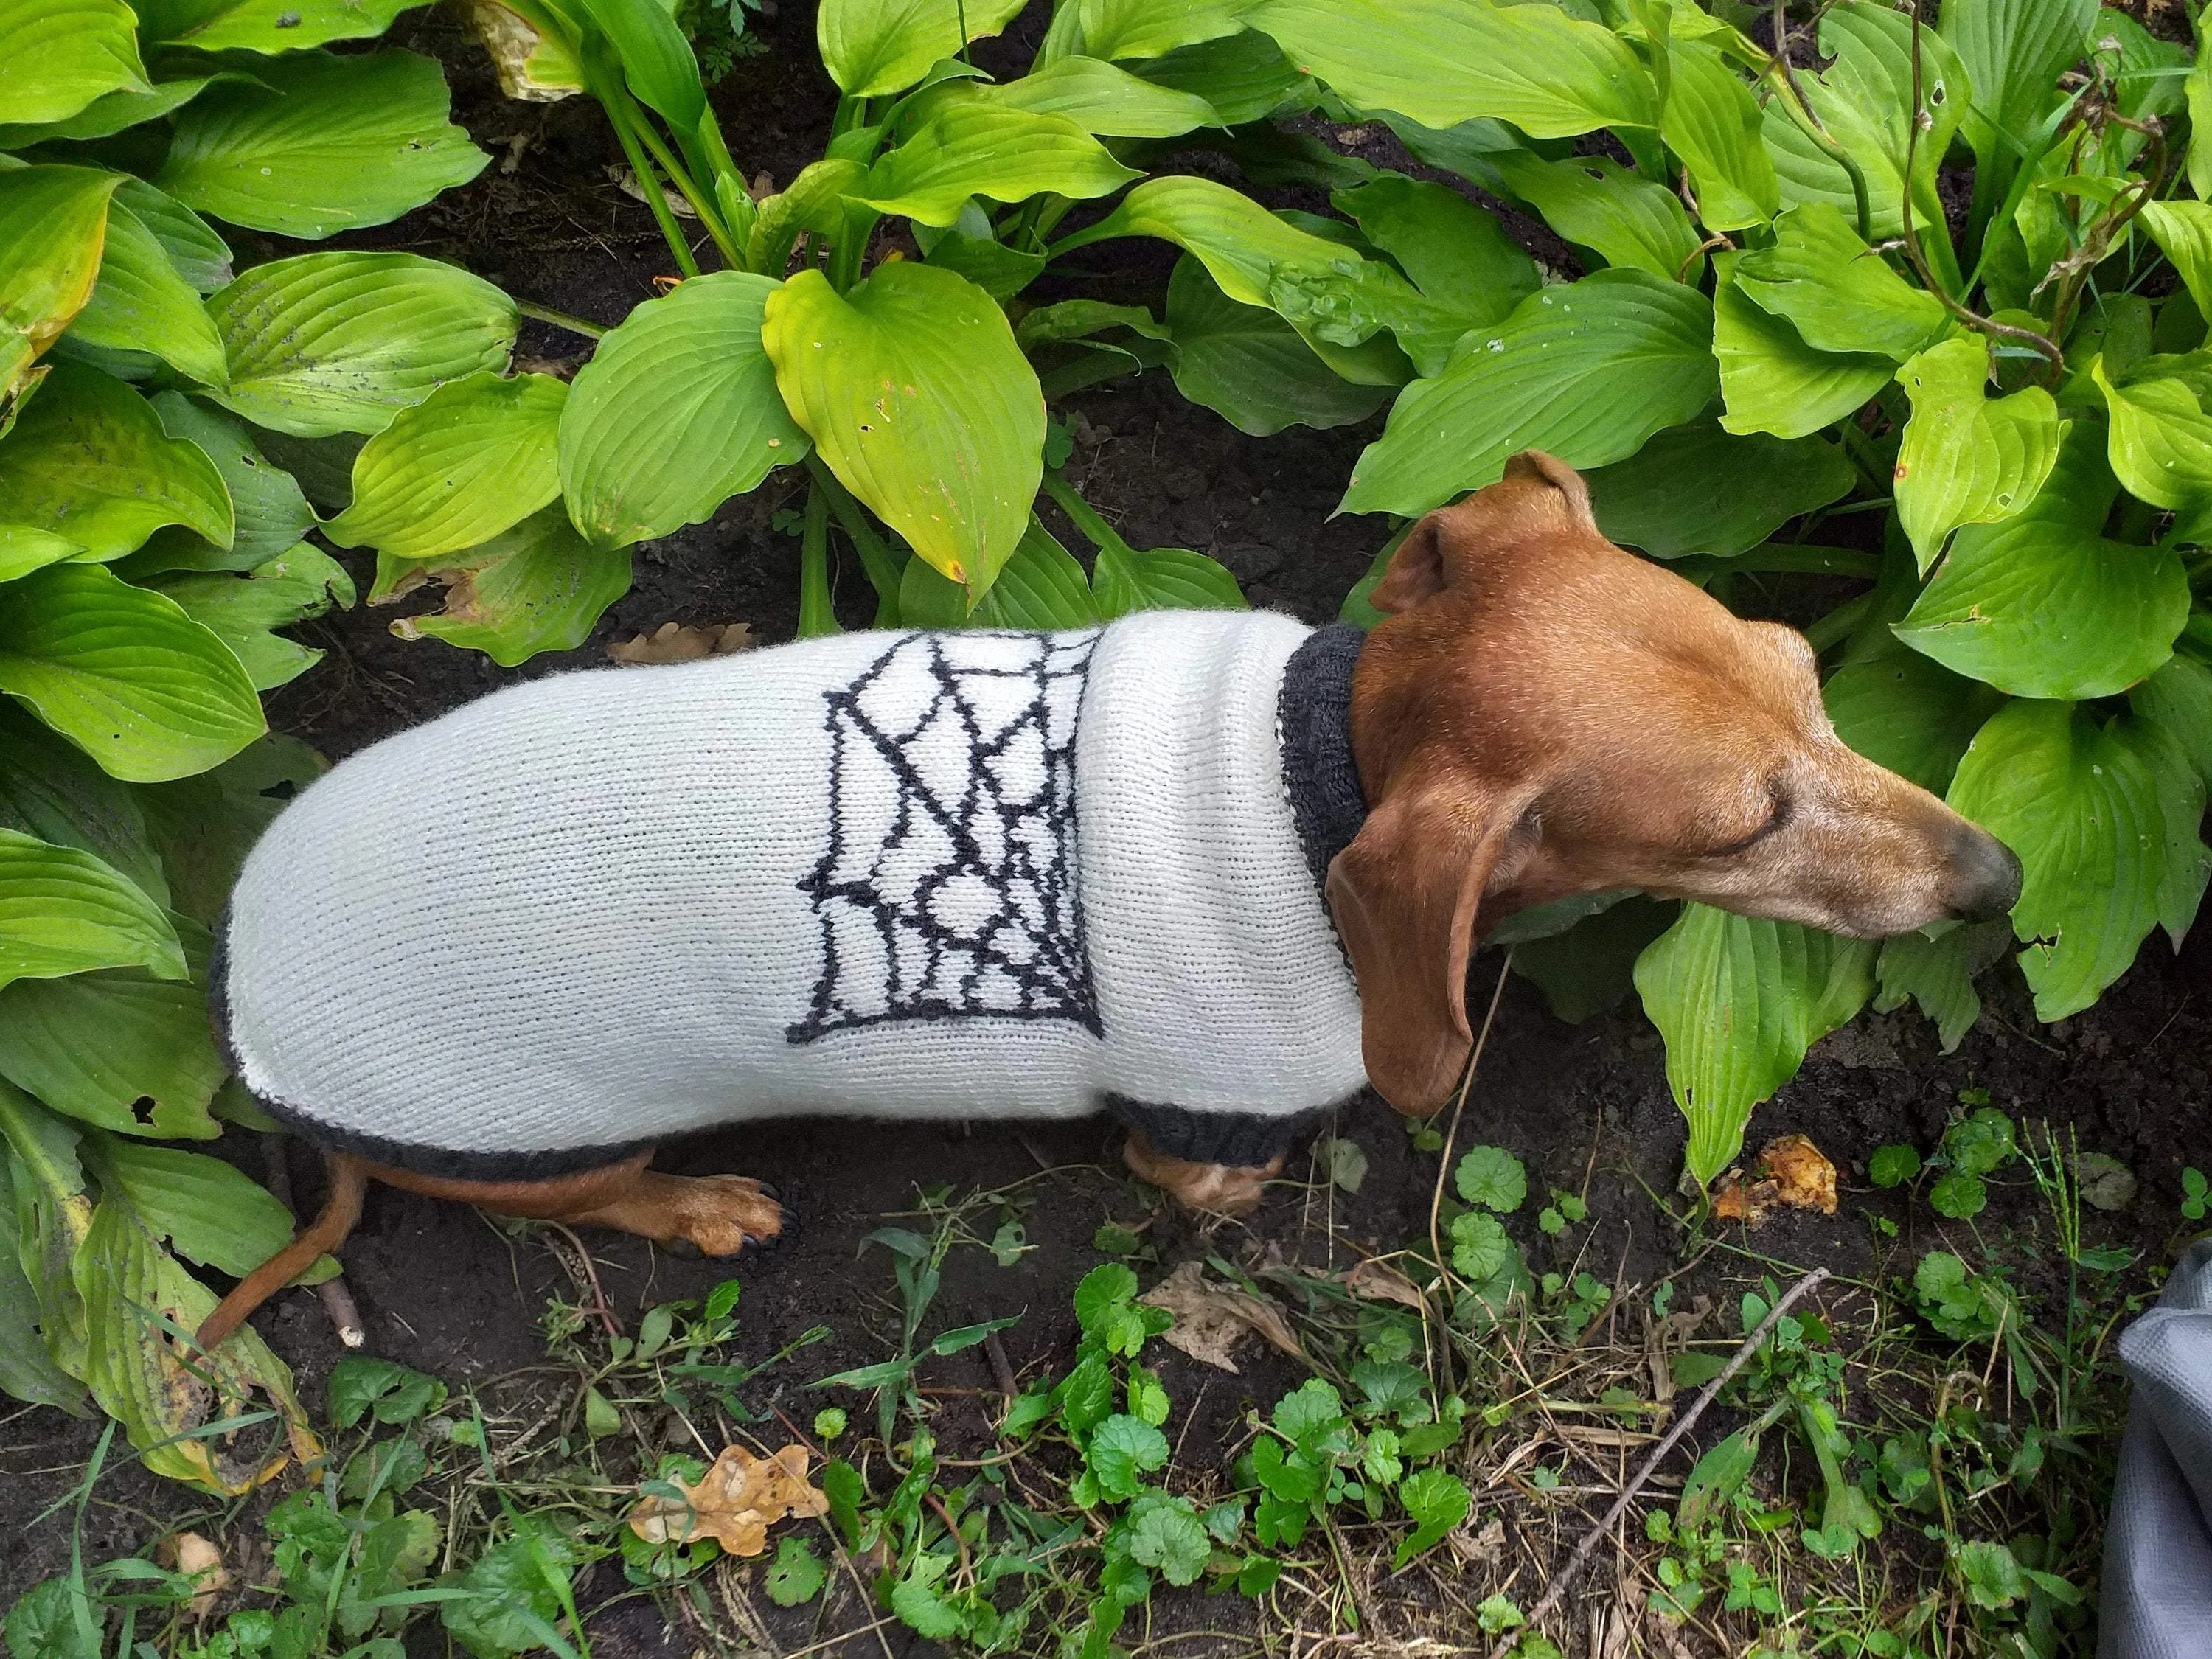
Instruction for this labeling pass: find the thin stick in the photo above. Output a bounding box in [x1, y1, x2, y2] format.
[1526, 1265, 1833, 1630]
[1425, 953, 1517, 1290]
[262, 1137, 366, 1347]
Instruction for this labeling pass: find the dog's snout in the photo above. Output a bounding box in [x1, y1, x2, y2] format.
[1947, 824, 2023, 922]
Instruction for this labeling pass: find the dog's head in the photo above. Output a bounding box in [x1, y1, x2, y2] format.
[1330, 450, 2021, 1113]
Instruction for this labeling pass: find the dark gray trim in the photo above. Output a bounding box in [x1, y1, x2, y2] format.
[1105, 1094, 1335, 1169]
[1277, 622, 1368, 895]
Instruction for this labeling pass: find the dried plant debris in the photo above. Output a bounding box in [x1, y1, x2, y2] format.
[1138, 1260, 1303, 1374]
[1712, 1133, 1839, 1225]
[606, 620, 757, 664]
[627, 1443, 828, 1556]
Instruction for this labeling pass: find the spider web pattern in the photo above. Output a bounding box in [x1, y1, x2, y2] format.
[787, 630, 1103, 1043]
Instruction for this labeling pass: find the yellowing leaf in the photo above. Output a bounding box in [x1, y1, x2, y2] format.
[628, 1443, 828, 1554]
[1891, 336, 2060, 571]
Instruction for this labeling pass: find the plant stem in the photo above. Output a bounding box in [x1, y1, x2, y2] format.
[621, 95, 745, 271]
[1765, 0, 1872, 243]
[515, 300, 607, 340]
[603, 94, 700, 278]
[798, 481, 839, 639]
[806, 456, 903, 624]
[1039, 469, 1133, 558]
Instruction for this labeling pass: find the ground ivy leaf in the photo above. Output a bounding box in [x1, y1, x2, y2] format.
[1448, 1210, 1513, 1280]
[1453, 1145, 1527, 1212]
[1393, 1467, 1470, 1568]
[1086, 1413, 1170, 1500]
[1127, 1492, 1210, 1585]
[764, 1536, 827, 1606]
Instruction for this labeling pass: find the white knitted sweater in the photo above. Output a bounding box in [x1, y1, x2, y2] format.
[216, 611, 1370, 1178]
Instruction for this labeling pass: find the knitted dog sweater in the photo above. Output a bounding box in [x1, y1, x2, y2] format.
[213, 611, 1371, 1180]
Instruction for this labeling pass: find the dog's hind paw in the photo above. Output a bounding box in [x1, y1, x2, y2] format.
[579, 1171, 784, 1257]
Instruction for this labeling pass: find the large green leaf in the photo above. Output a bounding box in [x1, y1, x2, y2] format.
[1341, 270, 1717, 518]
[0, 75, 218, 147]
[1249, 0, 1657, 138]
[1077, 0, 1253, 60]
[2135, 711, 2211, 947]
[1761, 1, 1972, 246]
[1484, 150, 1702, 282]
[1331, 173, 1540, 330]
[145, 543, 355, 690]
[1657, 35, 1777, 233]
[817, 0, 1028, 96]
[977, 57, 1220, 137]
[386, 504, 631, 667]
[1713, 257, 1893, 438]
[2190, 38, 2212, 201]
[1892, 337, 2060, 571]
[568, 0, 705, 132]
[0, 528, 83, 586]
[560, 272, 807, 549]
[763, 262, 1042, 596]
[1162, 255, 1391, 436]
[133, 393, 316, 573]
[0, 165, 123, 355]
[1061, 176, 1419, 383]
[898, 519, 1100, 627]
[0, 915, 223, 1138]
[2095, 357, 2212, 534]
[205, 251, 517, 437]
[159, 49, 488, 239]
[1585, 417, 1855, 558]
[135, 734, 324, 927]
[324, 371, 566, 559]
[1939, 0, 2096, 187]
[137, 0, 424, 51]
[1824, 647, 2004, 795]
[1634, 907, 1876, 1186]
[1947, 698, 2169, 1020]
[1092, 543, 1245, 617]
[0, 706, 167, 904]
[2132, 655, 2212, 790]
[0, 563, 264, 783]
[1733, 204, 1948, 361]
[66, 200, 229, 386]
[2140, 200, 2212, 324]
[0, 829, 185, 991]
[1873, 919, 2011, 1052]
[94, 1134, 334, 1281]
[0, 0, 147, 127]
[1134, 29, 1309, 125]
[855, 104, 1140, 226]
[113, 179, 233, 294]
[0, 364, 232, 560]
[1897, 422, 2190, 698]
[0, 1152, 87, 1414]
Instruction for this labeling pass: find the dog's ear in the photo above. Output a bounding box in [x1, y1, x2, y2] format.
[1368, 450, 1598, 614]
[1324, 765, 1525, 1115]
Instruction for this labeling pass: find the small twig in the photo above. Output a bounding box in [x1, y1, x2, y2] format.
[981, 1329, 1018, 1402]
[540, 1220, 622, 1340]
[1424, 951, 1516, 1398]
[1527, 1265, 1833, 1630]
[262, 1138, 366, 1347]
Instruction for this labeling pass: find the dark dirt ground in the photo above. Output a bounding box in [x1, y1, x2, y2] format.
[4, 4, 2211, 1655]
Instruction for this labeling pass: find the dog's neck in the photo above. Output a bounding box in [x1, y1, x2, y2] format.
[1278, 621, 1369, 894]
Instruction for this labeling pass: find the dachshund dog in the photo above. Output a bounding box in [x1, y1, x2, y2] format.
[197, 453, 2019, 1350]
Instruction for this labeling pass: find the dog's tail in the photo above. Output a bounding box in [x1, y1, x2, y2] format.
[195, 1151, 369, 1352]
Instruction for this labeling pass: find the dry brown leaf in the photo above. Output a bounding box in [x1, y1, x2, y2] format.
[607, 162, 698, 218]
[1444, 1516, 1506, 1568]
[1555, 1423, 1660, 1449]
[1138, 1261, 1303, 1374]
[606, 621, 757, 665]
[1711, 1133, 1838, 1225]
[1333, 1257, 1426, 1310]
[627, 1443, 827, 1556]
[158, 1532, 229, 1619]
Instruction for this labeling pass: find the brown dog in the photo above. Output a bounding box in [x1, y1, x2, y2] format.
[197, 453, 2017, 1350]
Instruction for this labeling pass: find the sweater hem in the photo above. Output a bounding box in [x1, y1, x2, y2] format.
[1105, 1094, 1338, 1169]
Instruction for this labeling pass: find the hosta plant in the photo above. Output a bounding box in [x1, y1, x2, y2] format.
[0, 0, 531, 1484]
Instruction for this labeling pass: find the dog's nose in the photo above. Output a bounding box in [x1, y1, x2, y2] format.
[1947, 824, 2022, 922]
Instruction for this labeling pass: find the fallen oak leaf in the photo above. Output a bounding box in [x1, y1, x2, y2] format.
[1332, 1256, 1427, 1310]
[1138, 1261, 1304, 1374]
[627, 1443, 827, 1556]
[607, 620, 757, 664]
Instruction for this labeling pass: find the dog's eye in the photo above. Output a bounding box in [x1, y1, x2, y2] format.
[1705, 785, 1790, 858]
